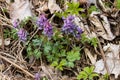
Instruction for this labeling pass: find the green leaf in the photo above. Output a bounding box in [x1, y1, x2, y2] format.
[67, 61, 74, 68]
[27, 45, 33, 57]
[44, 42, 52, 54]
[90, 37, 98, 47]
[67, 47, 80, 62]
[103, 73, 109, 80]
[34, 49, 41, 59]
[55, 12, 63, 18]
[56, 59, 67, 70]
[51, 61, 58, 67]
[77, 66, 99, 80]
[88, 5, 97, 14]
[66, 2, 84, 16]
[83, 67, 91, 74]
[83, 66, 95, 75]
[81, 34, 89, 44]
[32, 38, 42, 46]
[11, 29, 18, 39]
[46, 55, 54, 62]
[90, 73, 99, 77]
[60, 50, 66, 57]
[59, 59, 67, 66]
[77, 71, 88, 80]
[89, 66, 94, 73]
[116, 0, 120, 9]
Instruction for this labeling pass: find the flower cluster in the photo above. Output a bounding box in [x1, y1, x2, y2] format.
[17, 28, 27, 42]
[12, 20, 27, 42]
[43, 21, 53, 38]
[37, 14, 53, 38]
[62, 15, 83, 38]
[37, 14, 47, 30]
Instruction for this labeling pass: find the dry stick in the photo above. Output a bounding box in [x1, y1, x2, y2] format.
[0, 26, 4, 49]
[97, 37, 110, 74]
[0, 52, 16, 60]
[0, 55, 34, 78]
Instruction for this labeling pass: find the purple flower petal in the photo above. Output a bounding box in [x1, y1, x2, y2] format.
[43, 21, 53, 38]
[34, 73, 40, 80]
[37, 14, 47, 30]
[13, 20, 19, 28]
[17, 28, 27, 41]
[62, 15, 83, 38]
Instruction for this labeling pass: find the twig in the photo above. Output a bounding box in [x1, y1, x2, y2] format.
[26, 29, 39, 46]
[0, 55, 34, 78]
[0, 52, 15, 59]
[0, 26, 4, 49]
[97, 37, 110, 74]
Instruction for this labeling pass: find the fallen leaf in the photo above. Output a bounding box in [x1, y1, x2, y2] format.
[0, 63, 5, 71]
[4, 38, 10, 46]
[74, 16, 85, 31]
[97, 0, 111, 12]
[9, 0, 32, 22]
[0, 38, 10, 46]
[84, 48, 97, 65]
[94, 43, 120, 78]
[48, 0, 62, 14]
[0, 39, 2, 46]
[40, 65, 60, 80]
[89, 12, 115, 40]
[36, 2, 48, 12]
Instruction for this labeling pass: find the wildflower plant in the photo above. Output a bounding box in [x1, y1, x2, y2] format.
[12, 19, 28, 42]
[10, 2, 98, 72]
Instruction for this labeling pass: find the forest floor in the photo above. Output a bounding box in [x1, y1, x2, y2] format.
[0, 0, 120, 80]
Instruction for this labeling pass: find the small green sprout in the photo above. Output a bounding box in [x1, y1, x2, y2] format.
[77, 66, 99, 80]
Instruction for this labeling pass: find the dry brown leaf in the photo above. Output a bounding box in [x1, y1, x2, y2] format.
[0, 39, 2, 46]
[0, 38, 10, 46]
[48, 0, 62, 14]
[89, 12, 115, 40]
[9, 0, 32, 22]
[0, 63, 5, 72]
[97, 0, 111, 12]
[84, 48, 97, 65]
[41, 65, 60, 80]
[4, 38, 10, 46]
[74, 16, 85, 31]
[94, 43, 120, 78]
[36, 2, 48, 12]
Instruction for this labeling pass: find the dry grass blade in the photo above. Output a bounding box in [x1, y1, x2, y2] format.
[0, 55, 34, 78]
[84, 48, 97, 65]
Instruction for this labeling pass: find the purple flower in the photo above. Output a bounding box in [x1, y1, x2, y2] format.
[13, 20, 19, 28]
[17, 28, 27, 41]
[34, 73, 40, 80]
[75, 27, 83, 38]
[43, 21, 53, 38]
[36, 14, 53, 38]
[37, 14, 47, 30]
[62, 16, 75, 34]
[62, 15, 83, 38]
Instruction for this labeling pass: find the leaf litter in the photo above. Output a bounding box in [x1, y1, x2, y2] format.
[0, 0, 120, 80]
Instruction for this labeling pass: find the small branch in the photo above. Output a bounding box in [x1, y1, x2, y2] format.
[97, 37, 110, 74]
